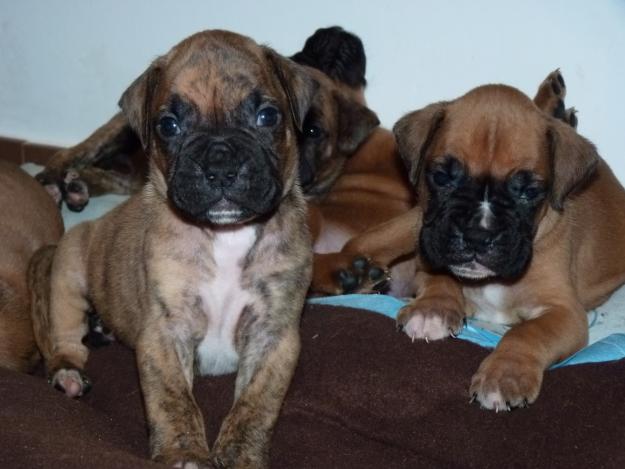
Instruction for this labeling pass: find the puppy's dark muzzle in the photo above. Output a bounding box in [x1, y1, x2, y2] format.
[422, 225, 531, 280]
[168, 131, 282, 225]
[200, 141, 243, 188]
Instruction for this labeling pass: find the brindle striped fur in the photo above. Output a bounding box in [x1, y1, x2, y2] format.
[32, 30, 313, 468]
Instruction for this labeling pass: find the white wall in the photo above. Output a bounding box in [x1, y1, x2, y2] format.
[1, 1, 624, 179]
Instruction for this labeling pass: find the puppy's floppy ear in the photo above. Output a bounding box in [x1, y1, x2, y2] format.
[393, 102, 447, 186]
[118, 57, 164, 150]
[265, 48, 318, 132]
[334, 92, 379, 154]
[547, 119, 599, 210]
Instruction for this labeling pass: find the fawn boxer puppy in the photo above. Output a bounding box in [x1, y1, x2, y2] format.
[386, 71, 624, 411]
[34, 30, 314, 467]
[0, 161, 63, 372]
[314, 71, 579, 296]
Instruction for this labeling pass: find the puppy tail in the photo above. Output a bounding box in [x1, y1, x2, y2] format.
[27, 245, 57, 362]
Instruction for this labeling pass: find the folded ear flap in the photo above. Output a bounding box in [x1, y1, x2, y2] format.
[118, 58, 164, 150]
[548, 119, 599, 210]
[265, 48, 318, 132]
[334, 92, 380, 154]
[393, 102, 447, 186]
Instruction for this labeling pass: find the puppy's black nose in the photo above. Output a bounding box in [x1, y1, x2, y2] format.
[464, 227, 496, 251]
[205, 143, 240, 188]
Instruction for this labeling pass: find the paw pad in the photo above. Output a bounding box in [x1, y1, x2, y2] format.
[50, 368, 92, 398]
[335, 256, 390, 293]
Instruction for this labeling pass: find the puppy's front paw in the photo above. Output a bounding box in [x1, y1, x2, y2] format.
[469, 352, 543, 411]
[397, 297, 465, 341]
[50, 368, 92, 398]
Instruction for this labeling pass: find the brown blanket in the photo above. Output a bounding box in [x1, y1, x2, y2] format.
[1, 304, 623, 468]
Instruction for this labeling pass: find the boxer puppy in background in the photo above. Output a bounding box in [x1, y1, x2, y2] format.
[315, 70, 579, 296]
[0, 160, 63, 372]
[343, 70, 623, 411]
[293, 27, 415, 296]
[32, 30, 314, 467]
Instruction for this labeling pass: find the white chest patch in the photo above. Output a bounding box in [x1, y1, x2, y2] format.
[195, 225, 257, 376]
[464, 283, 545, 325]
[464, 284, 514, 324]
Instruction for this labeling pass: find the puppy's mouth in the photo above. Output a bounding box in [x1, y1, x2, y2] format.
[205, 198, 251, 225]
[449, 261, 496, 280]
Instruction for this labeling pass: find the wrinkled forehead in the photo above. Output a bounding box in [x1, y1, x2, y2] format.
[433, 100, 550, 179]
[160, 38, 279, 115]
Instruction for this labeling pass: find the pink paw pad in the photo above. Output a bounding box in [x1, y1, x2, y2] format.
[50, 368, 92, 398]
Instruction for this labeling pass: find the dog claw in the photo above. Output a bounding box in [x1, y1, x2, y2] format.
[424, 336, 429, 344]
[469, 393, 477, 404]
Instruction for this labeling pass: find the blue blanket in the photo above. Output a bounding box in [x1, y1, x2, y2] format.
[309, 294, 625, 368]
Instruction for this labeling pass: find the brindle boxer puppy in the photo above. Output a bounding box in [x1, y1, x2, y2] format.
[34, 26, 384, 296]
[34, 30, 314, 467]
[388, 72, 625, 411]
[0, 161, 63, 372]
[35, 27, 378, 214]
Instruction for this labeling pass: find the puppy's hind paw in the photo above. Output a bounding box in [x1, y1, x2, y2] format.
[534, 69, 578, 128]
[335, 256, 390, 294]
[63, 170, 90, 212]
[49, 368, 92, 398]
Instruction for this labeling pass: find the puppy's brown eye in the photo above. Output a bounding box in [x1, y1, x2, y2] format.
[157, 115, 181, 139]
[432, 170, 451, 187]
[428, 157, 464, 188]
[256, 106, 280, 127]
[508, 171, 544, 202]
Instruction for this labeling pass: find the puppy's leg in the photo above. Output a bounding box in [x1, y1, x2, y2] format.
[136, 324, 211, 467]
[28, 245, 57, 364]
[397, 271, 466, 341]
[43, 230, 92, 397]
[469, 301, 587, 411]
[533, 69, 578, 128]
[212, 325, 300, 468]
[36, 112, 140, 209]
[310, 205, 421, 294]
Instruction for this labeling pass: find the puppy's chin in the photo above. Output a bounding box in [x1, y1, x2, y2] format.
[171, 197, 257, 226]
[449, 261, 497, 281]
